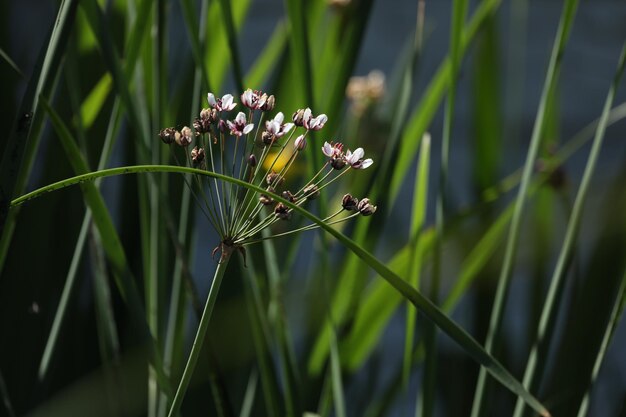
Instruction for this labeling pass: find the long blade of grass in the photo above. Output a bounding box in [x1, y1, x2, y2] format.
[12, 164, 551, 416]
[38, 99, 172, 397]
[403, 133, 431, 388]
[0, 0, 78, 273]
[421, 1, 468, 415]
[470, 0, 579, 415]
[388, 0, 501, 204]
[512, 42, 626, 417]
[575, 266, 626, 417]
[244, 21, 288, 88]
[217, 0, 244, 92]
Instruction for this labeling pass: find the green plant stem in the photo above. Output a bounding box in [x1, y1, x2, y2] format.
[167, 246, 233, 417]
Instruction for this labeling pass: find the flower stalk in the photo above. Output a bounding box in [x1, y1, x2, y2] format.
[167, 244, 233, 417]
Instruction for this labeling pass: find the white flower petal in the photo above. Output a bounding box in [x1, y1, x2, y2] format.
[283, 123, 294, 133]
[235, 112, 247, 124]
[222, 94, 235, 110]
[274, 112, 284, 124]
[243, 124, 254, 135]
[360, 158, 373, 169]
[208, 93, 216, 106]
[322, 142, 333, 157]
[352, 148, 365, 160]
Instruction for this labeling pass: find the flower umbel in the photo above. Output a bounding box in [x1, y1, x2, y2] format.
[159, 90, 377, 250]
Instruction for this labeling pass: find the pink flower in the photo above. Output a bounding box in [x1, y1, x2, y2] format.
[241, 88, 267, 110]
[265, 112, 294, 138]
[227, 112, 254, 136]
[345, 148, 373, 169]
[207, 93, 236, 112]
[294, 134, 307, 150]
[305, 112, 328, 131]
[322, 141, 344, 158]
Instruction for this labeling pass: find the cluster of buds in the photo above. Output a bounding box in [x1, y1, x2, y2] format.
[158, 88, 377, 249]
[346, 70, 386, 116]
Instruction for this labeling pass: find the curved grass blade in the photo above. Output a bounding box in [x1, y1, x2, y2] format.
[470, 0, 579, 415]
[11, 164, 551, 416]
[512, 41, 626, 417]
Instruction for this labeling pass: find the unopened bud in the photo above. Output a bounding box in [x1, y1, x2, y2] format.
[358, 198, 377, 216]
[294, 134, 306, 150]
[176, 126, 193, 147]
[261, 95, 275, 111]
[191, 146, 205, 166]
[248, 154, 257, 167]
[266, 171, 284, 186]
[281, 190, 296, 203]
[331, 157, 346, 170]
[274, 203, 291, 220]
[342, 194, 359, 211]
[304, 184, 320, 200]
[159, 127, 177, 144]
[262, 131, 275, 145]
[292, 108, 306, 126]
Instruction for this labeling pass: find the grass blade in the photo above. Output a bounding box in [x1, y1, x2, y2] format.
[403, 133, 431, 388]
[512, 42, 626, 417]
[470, 0, 579, 415]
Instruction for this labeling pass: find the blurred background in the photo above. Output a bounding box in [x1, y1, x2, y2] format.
[1, 0, 626, 416]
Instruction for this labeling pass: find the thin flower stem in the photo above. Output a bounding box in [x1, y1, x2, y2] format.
[167, 246, 233, 417]
[206, 134, 228, 234]
[237, 210, 357, 245]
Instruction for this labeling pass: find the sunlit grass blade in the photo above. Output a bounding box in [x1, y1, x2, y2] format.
[512, 42, 626, 417]
[0, 47, 24, 78]
[470, 0, 579, 415]
[403, 133, 430, 388]
[217, 0, 244, 92]
[240, 368, 258, 417]
[389, 0, 501, 205]
[0, 0, 79, 273]
[245, 21, 288, 88]
[11, 164, 550, 416]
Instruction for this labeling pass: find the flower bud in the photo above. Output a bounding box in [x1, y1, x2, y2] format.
[218, 119, 227, 133]
[292, 108, 306, 126]
[266, 171, 284, 186]
[176, 126, 193, 147]
[358, 198, 377, 216]
[191, 146, 205, 166]
[294, 134, 306, 150]
[342, 194, 359, 211]
[281, 190, 296, 203]
[260, 187, 275, 205]
[262, 131, 275, 145]
[159, 127, 177, 144]
[261, 94, 275, 111]
[248, 154, 257, 167]
[274, 203, 291, 220]
[304, 184, 320, 200]
[331, 157, 346, 170]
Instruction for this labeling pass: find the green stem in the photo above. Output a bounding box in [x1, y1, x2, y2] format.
[167, 245, 233, 417]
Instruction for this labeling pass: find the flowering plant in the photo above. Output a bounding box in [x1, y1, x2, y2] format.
[159, 88, 376, 257]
